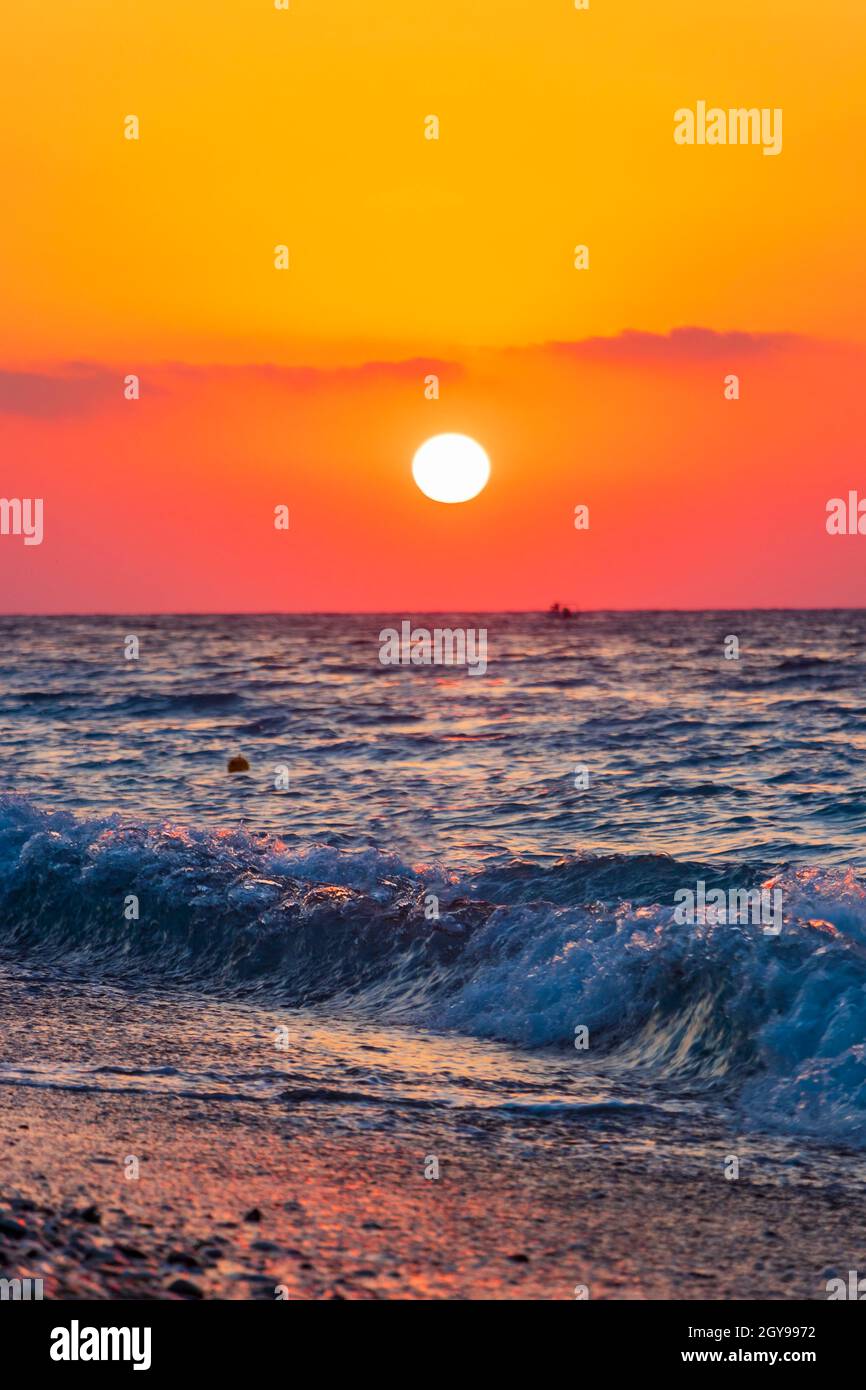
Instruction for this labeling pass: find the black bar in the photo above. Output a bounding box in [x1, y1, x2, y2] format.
[5, 1297, 859, 1376]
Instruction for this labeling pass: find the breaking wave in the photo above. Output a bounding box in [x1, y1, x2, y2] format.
[2, 796, 866, 1146]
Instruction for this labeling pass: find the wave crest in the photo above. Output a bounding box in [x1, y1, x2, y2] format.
[2, 796, 866, 1145]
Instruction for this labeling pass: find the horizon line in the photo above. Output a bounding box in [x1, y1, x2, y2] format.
[2, 606, 865, 619]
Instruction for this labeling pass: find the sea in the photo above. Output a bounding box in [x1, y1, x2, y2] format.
[1, 610, 866, 1149]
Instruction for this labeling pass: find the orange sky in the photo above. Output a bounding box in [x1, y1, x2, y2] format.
[1, 0, 864, 610]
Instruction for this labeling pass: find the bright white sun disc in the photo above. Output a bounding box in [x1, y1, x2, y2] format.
[411, 433, 491, 504]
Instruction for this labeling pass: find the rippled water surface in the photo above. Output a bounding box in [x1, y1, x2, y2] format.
[2, 611, 866, 1150]
[2, 610, 865, 864]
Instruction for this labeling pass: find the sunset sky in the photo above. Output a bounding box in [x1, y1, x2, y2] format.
[1, 0, 864, 611]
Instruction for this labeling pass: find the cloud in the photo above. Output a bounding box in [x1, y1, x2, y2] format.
[0, 357, 464, 416]
[0, 331, 838, 418]
[166, 356, 463, 389]
[0, 365, 123, 418]
[545, 326, 804, 362]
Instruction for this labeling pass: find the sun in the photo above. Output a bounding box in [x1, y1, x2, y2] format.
[411, 433, 491, 504]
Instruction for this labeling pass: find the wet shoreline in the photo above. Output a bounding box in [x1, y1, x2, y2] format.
[2, 973, 865, 1300]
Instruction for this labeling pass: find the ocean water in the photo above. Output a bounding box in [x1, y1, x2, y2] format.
[2, 610, 866, 1149]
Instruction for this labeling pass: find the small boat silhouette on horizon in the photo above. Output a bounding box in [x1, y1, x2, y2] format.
[548, 601, 576, 619]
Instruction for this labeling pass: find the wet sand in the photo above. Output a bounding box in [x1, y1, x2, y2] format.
[2, 966, 865, 1301]
[3, 1075, 866, 1300]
